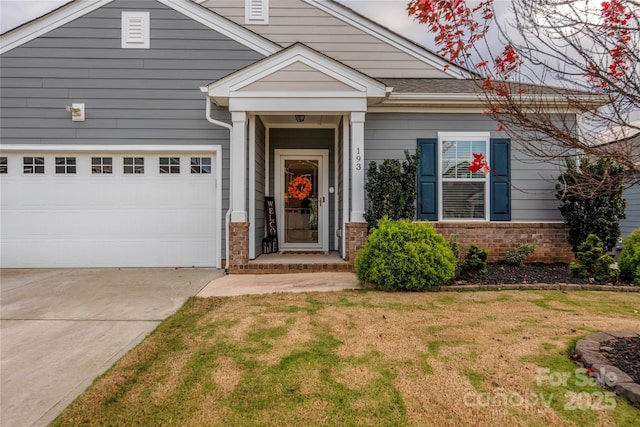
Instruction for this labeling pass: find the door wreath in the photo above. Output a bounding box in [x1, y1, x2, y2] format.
[288, 175, 312, 200]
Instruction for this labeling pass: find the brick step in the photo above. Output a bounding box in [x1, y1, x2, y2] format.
[228, 262, 353, 274]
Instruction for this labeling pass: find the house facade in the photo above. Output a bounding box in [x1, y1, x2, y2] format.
[0, 0, 575, 270]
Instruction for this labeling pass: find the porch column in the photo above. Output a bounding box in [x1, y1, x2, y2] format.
[344, 112, 368, 264]
[350, 112, 366, 223]
[231, 111, 247, 222]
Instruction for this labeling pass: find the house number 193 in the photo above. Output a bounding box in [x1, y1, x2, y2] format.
[355, 148, 362, 171]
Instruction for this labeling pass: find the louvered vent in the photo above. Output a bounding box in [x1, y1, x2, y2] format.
[121, 11, 150, 49]
[245, 0, 269, 24]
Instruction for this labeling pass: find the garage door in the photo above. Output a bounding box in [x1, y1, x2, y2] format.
[0, 149, 220, 268]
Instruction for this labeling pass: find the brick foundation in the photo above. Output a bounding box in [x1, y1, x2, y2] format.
[229, 262, 352, 274]
[227, 222, 249, 272]
[432, 222, 573, 263]
[346, 222, 369, 263]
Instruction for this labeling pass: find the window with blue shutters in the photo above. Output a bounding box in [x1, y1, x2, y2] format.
[417, 133, 511, 221]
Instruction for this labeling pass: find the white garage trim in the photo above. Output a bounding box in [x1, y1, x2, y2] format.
[1, 144, 222, 269]
[0, 144, 218, 153]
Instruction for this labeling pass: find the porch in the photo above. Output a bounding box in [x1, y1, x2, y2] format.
[228, 251, 352, 274]
[201, 43, 386, 273]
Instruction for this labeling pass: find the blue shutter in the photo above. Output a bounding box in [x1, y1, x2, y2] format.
[490, 138, 511, 221]
[417, 138, 438, 221]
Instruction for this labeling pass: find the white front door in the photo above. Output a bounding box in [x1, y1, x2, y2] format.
[275, 149, 328, 252]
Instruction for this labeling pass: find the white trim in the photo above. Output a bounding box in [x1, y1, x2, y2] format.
[1, 0, 280, 57]
[350, 112, 366, 223]
[334, 125, 340, 252]
[275, 149, 329, 252]
[245, 0, 269, 25]
[368, 106, 489, 114]
[437, 132, 491, 222]
[206, 44, 388, 107]
[0, 144, 218, 153]
[157, 0, 279, 56]
[231, 111, 248, 223]
[1, 0, 114, 55]
[229, 97, 368, 113]
[304, 0, 469, 79]
[121, 11, 150, 49]
[383, 93, 606, 112]
[342, 114, 350, 259]
[248, 115, 257, 259]
[265, 124, 271, 197]
[214, 145, 224, 269]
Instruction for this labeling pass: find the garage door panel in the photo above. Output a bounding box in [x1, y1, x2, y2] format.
[2, 238, 215, 268]
[1, 151, 218, 268]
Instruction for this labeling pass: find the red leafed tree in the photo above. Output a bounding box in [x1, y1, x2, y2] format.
[408, 0, 640, 181]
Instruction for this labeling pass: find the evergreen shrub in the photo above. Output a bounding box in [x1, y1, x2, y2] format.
[355, 218, 456, 291]
[569, 234, 619, 283]
[458, 244, 489, 279]
[363, 150, 418, 230]
[619, 228, 640, 285]
[556, 157, 626, 253]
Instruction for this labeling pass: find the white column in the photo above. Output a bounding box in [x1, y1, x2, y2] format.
[248, 114, 256, 259]
[342, 114, 350, 258]
[350, 112, 366, 223]
[231, 111, 247, 222]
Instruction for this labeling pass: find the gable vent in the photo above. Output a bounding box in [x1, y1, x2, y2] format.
[122, 11, 150, 49]
[245, 0, 269, 24]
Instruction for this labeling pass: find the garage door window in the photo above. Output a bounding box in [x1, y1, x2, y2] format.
[191, 157, 211, 174]
[56, 157, 77, 174]
[0, 157, 7, 174]
[124, 157, 144, 174]
[160, 157, 180, 174]
[92, 157, 113, 174]
[24, 157, 45, 174]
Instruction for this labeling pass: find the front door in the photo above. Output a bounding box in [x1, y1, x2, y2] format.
[275, 149, 328, 252]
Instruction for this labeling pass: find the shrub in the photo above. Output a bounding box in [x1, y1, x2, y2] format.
[556, 157, 626, 253]
[364, 150, 419, 230]
[355, 218, 456, 291]
[458, 244, 489, 280]
[619, 228, 640, 285]
[569, 234, 619, 283]
[448, 236, 463, 261]
[505, 243, 537, 266]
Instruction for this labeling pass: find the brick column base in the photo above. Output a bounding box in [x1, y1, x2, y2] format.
[346, 222, 369, 266]
[227, 222, 249, 273]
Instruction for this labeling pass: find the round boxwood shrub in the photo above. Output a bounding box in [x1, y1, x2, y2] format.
[619, 228, 640, 285]
[355, 218, 456, 291]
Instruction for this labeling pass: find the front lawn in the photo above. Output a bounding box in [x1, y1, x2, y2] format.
[53, 291, 639, 426]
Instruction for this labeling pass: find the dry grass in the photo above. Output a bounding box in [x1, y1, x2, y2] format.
[52, 290, 640, 426]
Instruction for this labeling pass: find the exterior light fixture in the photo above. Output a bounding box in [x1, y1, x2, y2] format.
[295, 114, 305, 122]
[65, 103, 85, 121]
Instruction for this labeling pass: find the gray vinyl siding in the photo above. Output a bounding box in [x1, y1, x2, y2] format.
[0, 0, 265, 260]
[363, 113, 564, 222]
[622, 177, 640, 236]
[269, 128, 336, 250]
[200, 0, 451, 78]
[255, 117, 267, 257]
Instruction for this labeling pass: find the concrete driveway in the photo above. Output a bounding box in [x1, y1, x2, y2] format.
[0, 267, 224, 427]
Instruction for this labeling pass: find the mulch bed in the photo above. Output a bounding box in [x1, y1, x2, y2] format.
[474, 262, 634, 286]
[600, 337, 640, 385]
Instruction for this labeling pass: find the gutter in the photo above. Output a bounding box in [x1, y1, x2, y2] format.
[201, 88, 233, 272]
